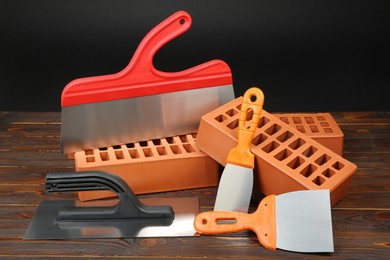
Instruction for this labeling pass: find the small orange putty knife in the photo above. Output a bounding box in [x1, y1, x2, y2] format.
[195, 190, 334, 253]
[214, 87, 264, 213]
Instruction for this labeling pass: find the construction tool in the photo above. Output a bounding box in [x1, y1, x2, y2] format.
[61, 11, 234, 154]
[24, 171, 199, 239]
[194, 190, 334, 253]
[214, 87, 264, 212]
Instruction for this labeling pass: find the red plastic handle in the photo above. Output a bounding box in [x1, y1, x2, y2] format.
[62, 11, 232, 107]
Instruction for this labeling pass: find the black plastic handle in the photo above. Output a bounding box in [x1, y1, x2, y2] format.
[45, 171, 174, 222]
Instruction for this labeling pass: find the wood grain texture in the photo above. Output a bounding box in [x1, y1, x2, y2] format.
[0, 111, 389, 259]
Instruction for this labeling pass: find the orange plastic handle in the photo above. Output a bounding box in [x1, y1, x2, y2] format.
[226, 87, 264, 168]
[194, 195, 276, 250]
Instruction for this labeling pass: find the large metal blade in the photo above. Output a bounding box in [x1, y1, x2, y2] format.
[61, 84, 234, 154]
[214, 163, 253, 212]
[275, 190, 334, 253]
[24, 197, 198, 239]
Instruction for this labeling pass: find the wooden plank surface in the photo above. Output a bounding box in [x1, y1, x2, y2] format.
[0, 111, 389, 259]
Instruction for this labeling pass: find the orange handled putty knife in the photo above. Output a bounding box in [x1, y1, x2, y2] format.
[195, 190, 334, 253]
[214, 87, 264, 212]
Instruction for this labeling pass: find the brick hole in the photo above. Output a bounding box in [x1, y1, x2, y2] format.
[126, 143, 135, 148]
[289, 138, 306, 150]
[86, 157, 95, 163]
[317, 116, 326, 121]
[305, 117, 315, 124]
[191, 133, 197, 138]
[112, 145, 121, 150]
[300, 164, 317, 177]
[322, 168, 336, 178]
[236, 104, 242, 110]
[142, 148, 153, 157]
[279, 117, 289, 124]
[274, 149, 293, 161]
[312, 176, 326, 186]
[310, 125, 319, 133]
[252, 134, 268, 146]
[320, 122, 330, 127]
[257, 116, 270, 128]
[115, 150, 124, 160]
[100, 152, 109, 161]
[332, 161, 345, 170]
[293, 117, 302, 124]
[227, 119, 239, 130]
[166, 137, 175, 144]
[296, 125, 306, 133]
[302, 146, 318, 158]
[152, 139, 161, 145]
[215, 114, 228, 123]
[128, 149, 140, 159]
[262, 141, 280, 153]
[84, 149, 94, 155]
[179, 135, 189, 143]
[277, 131, 294, 143]
[315, 154, 331, 166]
[157, 146, 167, 156]
[139, 141, 148, 147]
[226, 108, 238, 117]
[98, 147, 108, 151]
[183, 144, 196, 153]
[287, 156, 305, 169]
[248, 134, 268, 146]
[265, 124, 281, 136]
[170, 145, 182, 154]
[324, 128, 333, 133]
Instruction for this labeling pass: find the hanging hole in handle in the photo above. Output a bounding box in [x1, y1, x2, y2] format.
[202, 219, 207, 225]
[250, 94, 257, 103]
[179, 19, 186, 25]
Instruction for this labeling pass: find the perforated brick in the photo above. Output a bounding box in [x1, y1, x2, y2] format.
[74, 133, 219, 201]
[196, 97, 357, 206]
[273, 113, 343, 155]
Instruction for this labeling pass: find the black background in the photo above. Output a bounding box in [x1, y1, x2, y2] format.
[0, 0, 389, 112]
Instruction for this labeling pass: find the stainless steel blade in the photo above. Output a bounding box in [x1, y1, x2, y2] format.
[214, 163, 253, 212]
[275, 190, 334, 253]
[61, 84, 234, 153]
[24, 197, 199, 239]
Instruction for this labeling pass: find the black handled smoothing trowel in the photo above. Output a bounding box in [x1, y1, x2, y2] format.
[24, 171, 199, 239]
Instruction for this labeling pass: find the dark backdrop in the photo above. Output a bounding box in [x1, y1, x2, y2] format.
[1, 0, 389, 112]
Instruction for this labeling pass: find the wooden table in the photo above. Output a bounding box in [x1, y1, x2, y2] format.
[0, 111, 389, 259]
